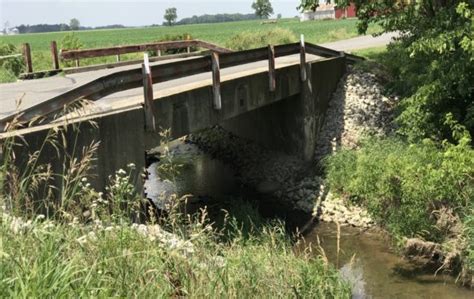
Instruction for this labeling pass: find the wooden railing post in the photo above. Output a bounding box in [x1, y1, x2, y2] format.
[142, 53, 156, 132]
[50, 41, 60, 70]
[211, 51, 221, 110]
[300, 34, 306, 82]
[22, 43, 33, 73]
[268, 45, 276, 92]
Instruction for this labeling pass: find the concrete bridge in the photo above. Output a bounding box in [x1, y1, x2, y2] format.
[0, 39, 361, 195]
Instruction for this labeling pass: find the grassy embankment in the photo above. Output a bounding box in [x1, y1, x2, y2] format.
[0, 18, 381, 82]
[0, 126, 351, 297]
[325, 47, 474, 285]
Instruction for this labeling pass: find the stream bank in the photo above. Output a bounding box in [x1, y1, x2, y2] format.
[144, 140, 473, 298]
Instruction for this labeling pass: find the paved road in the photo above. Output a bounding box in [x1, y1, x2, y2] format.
[322, 32, 398, 52]
[0, 33, 397, 120]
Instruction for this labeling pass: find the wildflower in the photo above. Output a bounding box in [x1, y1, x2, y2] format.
[76, 235, 88, 245]
[104, 226, 114, 232]
[127, 163, 136, 169]
[117, 169, 127, 175]
[81, 177, 88, 182]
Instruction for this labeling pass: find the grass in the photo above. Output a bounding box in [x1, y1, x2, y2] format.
[0, 203, 351, 298]
[0, 124, 351, 297]
[0, 18, 381, 73]
[352, 46, 387, 58]
[324, 136, 474, 283]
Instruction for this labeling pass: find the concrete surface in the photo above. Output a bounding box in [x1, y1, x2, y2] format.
[3, 57, 346, 195]
[0, 33, 397, 120]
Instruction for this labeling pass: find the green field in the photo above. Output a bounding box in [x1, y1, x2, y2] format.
[0, 18, 380, 73]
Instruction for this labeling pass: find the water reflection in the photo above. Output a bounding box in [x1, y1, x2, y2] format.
[144, 142, 240, 209]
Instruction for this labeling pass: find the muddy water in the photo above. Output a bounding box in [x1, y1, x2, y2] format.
[304, 223, 472, 299]
[145, 142, 472, 299]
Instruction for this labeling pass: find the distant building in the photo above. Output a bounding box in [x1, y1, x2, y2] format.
[3, 27, 20, 35]
[300, 1, 356, 21]
[9, 28, 19, 35]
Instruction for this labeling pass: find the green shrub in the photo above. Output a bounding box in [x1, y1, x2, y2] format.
[325, 137, 474, 242]
[336, 1, 474, 142]
[60, 32, 83, 50]
[0, 43, 24, 82]
[60, 33, 84, 68]
[0, 67, 17, 83]
[225, 27, 296, 50]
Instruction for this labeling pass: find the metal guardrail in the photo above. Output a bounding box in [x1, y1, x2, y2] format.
[2, 41, 363, 132]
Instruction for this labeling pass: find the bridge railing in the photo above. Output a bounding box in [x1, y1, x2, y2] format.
[18, 39, 232, 78]
[59, 39, 233, 67]
[2, 41, 363, 132]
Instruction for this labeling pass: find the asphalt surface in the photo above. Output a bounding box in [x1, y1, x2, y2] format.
[0, 32, 397, 119]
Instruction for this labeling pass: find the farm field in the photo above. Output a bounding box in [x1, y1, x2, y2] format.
[0, 18, 380, 74]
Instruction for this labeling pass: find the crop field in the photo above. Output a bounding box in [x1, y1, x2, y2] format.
[0, 18, 380, 74]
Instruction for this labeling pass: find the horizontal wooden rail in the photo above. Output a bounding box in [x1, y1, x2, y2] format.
[1, 42, 363, 132]
[306, 43, 363, 64]
[60, 40, 232, 61]
[0, 54, 22, 60]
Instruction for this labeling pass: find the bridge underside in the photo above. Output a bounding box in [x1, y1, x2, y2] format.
[5, 57, 346, 197]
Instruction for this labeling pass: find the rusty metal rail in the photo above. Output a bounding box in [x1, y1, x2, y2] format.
[1, 41, 363, 132]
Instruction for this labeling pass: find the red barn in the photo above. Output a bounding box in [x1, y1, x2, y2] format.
[335, 3, 357, 19]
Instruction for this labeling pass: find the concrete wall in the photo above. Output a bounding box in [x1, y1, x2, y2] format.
[221, 57, 346, 160]
[5, 108, 146, 204]
[3, 56, 346, 198]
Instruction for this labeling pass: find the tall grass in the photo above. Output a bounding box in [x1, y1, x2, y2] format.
[0, 122, 351, 297]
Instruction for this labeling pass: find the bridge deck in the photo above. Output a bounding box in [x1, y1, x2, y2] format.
[0, 33, 397, 123]
[0, 53, 322, 120]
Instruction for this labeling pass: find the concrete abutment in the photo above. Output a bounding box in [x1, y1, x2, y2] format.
[3, 57, 346, 200]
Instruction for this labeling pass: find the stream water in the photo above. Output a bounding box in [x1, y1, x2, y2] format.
[145, 141, 472, 299]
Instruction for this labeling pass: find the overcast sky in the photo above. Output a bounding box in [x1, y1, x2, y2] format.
[1, 0, 301, 27]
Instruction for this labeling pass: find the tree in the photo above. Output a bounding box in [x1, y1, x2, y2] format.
[297, 0, 319, 12]
[3, 21, 9, 34]
[334, 0, 474, 142]
[69, 18, 80, 31]
[164, 7, 178, 26]
[251, 0, 274, 19]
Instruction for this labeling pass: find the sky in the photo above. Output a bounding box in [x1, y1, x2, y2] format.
[0, 0, 301, 28]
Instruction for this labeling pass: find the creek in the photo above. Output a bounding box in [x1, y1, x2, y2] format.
[145, 141, 472, 299]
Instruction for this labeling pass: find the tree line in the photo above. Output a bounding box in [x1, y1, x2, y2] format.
[12, 0, 278, 33]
